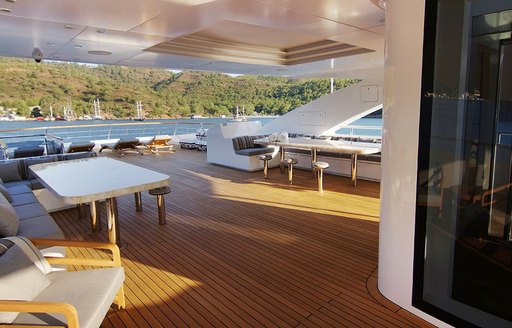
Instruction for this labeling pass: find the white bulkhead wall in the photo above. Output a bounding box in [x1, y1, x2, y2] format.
[378, 1, 450, 326]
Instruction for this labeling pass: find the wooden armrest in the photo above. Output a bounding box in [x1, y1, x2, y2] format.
[29, 238, 121, 267]
[0, 300, 78, 328]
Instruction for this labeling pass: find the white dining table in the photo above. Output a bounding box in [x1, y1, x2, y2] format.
[254, 137, 381, 186]
[30, 157, 170, 247]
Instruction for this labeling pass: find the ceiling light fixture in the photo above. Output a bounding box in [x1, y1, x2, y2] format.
[74, 44, 83, 48]
[5, 0, 16, 3]
[64, 25, 74, 29]
[0, 7, 12, 12]
[88, 50, 112, 55]
[96, 29, 105, 34]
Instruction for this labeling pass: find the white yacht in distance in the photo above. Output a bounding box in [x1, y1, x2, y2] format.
[134, 101, 145, 121]
[93, 98, 102, 120]
[0, 1, 509, 327]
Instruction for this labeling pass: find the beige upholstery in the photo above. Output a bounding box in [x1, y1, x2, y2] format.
[0, 238, 126, 328]
[0, 193, 18, 236]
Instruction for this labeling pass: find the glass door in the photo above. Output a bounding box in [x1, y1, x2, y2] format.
[489, 41, 512, 241]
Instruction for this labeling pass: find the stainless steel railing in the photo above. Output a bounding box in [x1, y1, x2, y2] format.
[0, 121, 217, 144]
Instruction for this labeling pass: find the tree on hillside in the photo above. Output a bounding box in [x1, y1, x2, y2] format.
[0, 57, 360, 119]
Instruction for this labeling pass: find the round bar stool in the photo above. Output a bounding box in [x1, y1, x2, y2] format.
[148, 185, 171, 225]
[312, 161, 329, 192]
[284, 157, 298, 184]
[259, 154, 273, 179]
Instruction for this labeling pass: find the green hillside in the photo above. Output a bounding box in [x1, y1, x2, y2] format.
[0, 57, 357, 119]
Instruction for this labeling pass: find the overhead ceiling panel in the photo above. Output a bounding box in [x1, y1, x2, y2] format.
[130, 1, 221, 38]
[0, 0, 168, 31]
[0, 16, 84, 59]
[53, 40, 144, 64]
[258, 0, 385, 29]
[75, 28, 168, 48]
[121, 52, 218, 70]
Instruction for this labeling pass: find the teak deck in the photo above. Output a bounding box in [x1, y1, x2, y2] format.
[51, 149, 433, 328]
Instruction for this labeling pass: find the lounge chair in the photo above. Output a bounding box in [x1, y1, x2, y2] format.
[99, 138, 142, 156]
[142, 135, 175, 154]
[66, 142, 96, 153]
[0, 237, 125, 328]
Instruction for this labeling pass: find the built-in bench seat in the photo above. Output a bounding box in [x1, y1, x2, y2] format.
[232, 135, 273, 156]
[287, 132, 382, 144]
[0, 151, 97, 245]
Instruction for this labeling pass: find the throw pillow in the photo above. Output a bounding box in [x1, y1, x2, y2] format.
[0, 183, 12, 202]
[0, 193, 19, 236]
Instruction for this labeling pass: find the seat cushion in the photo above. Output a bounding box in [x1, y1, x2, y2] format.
[0, 240, 51, 324]
[24, 156, 57, 179]
[235, 147, 274, 156]
[10, 191, 39, 207]
[14, 202, 49, 221]
[17, 215, 64, 240]
[5, 184, 32, 195]
[13, 268, 125, 328]
[0, 193, 19, 237]
[0, 161, 22, 182]
[3, 180, 32, 189]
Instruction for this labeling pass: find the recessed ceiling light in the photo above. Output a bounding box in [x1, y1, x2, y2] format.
[74, 44, 83, 48]
[64, 25, 74, 29]
[0, 7, 12, 12]
[5, 0, 16, 3]
[96, 29, 105, 34]
[88, 50, 112, 55]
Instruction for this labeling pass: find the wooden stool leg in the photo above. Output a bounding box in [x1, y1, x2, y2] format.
[288, 163, 293, 184]
[318, 168, 324, 192]
[263, 159, 268, 179]
[156, 195, 166, 225]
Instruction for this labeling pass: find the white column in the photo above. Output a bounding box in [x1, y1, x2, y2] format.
[378, 1, 449, 326]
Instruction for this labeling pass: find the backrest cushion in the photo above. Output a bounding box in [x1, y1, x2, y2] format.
[0, 161, 22, 182]
[232, 135, 268, 151]
[0, 193, 18, 236]
[63, 151, 96, 161]
[24, 156, 57, 180]
[0, 184, 13, 202]
[0, 238, 51, 324]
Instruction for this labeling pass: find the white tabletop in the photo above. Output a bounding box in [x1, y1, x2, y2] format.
[30, 157, 170, 204]
[254, 137, 381, 155]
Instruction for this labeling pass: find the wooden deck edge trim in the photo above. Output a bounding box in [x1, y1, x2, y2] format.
[365, 267, 435, 327]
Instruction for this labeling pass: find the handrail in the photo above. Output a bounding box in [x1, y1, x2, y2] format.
[0, 121, 217, 134]
[0, 121, 217, 146]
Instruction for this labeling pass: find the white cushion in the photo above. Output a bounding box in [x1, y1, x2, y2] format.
[13, 268, 125, 328]
[0, 193, 19, 236]
[0, 240, 51, 323]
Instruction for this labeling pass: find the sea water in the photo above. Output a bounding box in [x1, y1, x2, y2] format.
[0, 117, 382, 146]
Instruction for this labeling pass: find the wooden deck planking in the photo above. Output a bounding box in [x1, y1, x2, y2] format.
[48, 149, 432, 327]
